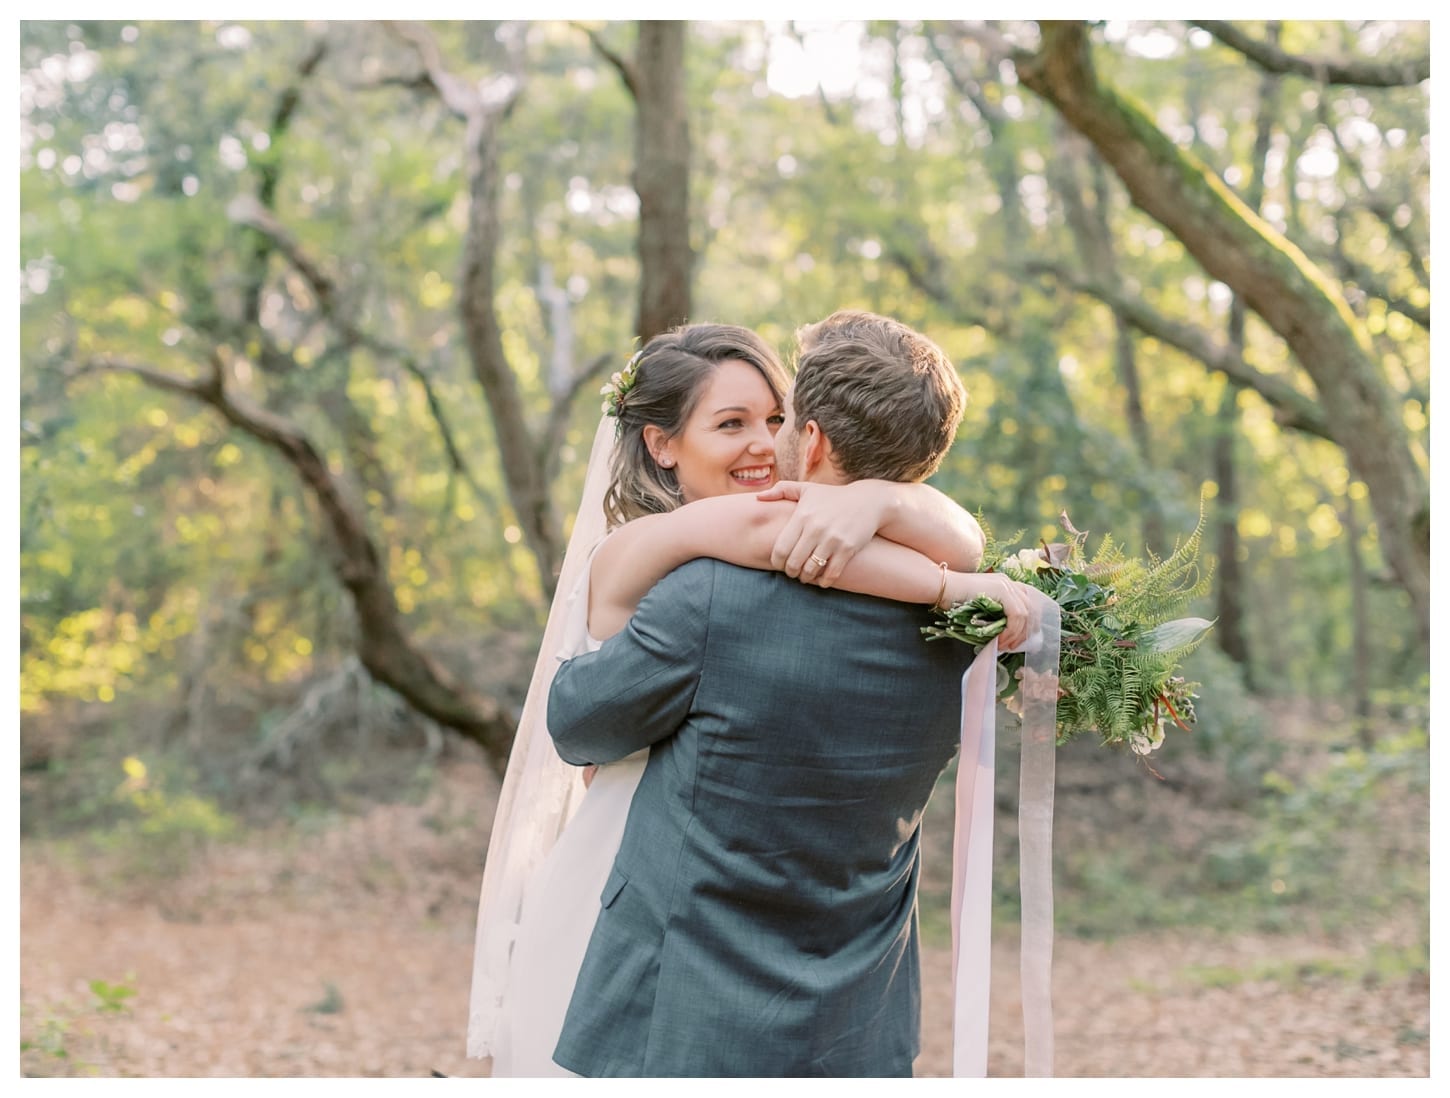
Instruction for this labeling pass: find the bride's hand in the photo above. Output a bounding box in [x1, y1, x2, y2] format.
[941, 572, 1037, 652]
[755, 480, 897, 587]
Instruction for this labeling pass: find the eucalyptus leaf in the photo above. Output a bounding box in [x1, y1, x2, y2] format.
[1141, 617, 1215, 654]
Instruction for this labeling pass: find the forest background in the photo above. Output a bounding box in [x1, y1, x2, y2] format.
[16, 18, 1433, 1078]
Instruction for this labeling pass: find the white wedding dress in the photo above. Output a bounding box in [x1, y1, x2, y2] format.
[467, 418, 655, 1076]
[490, 718, 648, 1074]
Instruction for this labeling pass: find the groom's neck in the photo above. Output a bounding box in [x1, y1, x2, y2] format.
[803, 467, 850, 487]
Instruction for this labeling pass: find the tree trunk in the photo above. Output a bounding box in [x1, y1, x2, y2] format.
[1009, 22, 1429, 633]
[1340, 492, 1374, 748]
[459, 110, 564, 597]
[1211, 389, 1253, 681]
[390, 20, 566, 598]
[1049, 123, 1165, 551]
[1210, 32, 1277, 686]
[632, 21, 692, 341]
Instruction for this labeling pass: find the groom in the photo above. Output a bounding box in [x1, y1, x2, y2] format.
[546, 311, 977, 1077]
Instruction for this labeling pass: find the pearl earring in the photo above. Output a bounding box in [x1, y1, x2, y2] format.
[660, 457, 675, 469]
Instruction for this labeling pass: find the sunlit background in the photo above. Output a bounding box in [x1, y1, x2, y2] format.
[19, 19, 1430, 1078]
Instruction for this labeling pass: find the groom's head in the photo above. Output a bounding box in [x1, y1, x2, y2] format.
[776, 310, 965, 485]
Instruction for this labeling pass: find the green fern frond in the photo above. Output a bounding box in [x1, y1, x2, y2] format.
[930, 491, 1214, 750]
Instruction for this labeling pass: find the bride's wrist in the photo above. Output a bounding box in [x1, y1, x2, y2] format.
[940, 570, 981, 609]
[947, 571, 1012, 605]
[929, 561, 950, 609]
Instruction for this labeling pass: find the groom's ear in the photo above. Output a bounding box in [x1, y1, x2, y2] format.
[801, 420, 834, 478]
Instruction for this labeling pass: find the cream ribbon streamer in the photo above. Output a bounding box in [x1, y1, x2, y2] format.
[950, 593, 1061, 1077]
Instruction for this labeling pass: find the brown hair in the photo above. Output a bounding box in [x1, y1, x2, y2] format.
[789, 310, 965, 483]
[603, 323, 789, 527]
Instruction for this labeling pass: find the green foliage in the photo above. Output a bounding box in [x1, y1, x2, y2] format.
[82, 754, 241, 879]
[17, 20, 1430, 787]
[925, 502, 1213, 749]
[303, 982, 345, 1015]
[1244, 725, 1428, 917]
[20, 1012, 75, 1067]
[20, 976, 139, 1077]
[88, 978, 137, 1014]
[1179, 941, 1429, 991]
[1174, 643, 1275, 791]
[1053, 715, 1428, 940]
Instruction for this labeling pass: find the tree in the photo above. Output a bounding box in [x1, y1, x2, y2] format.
[959, 20, 1429, 634]
[21, 19, 1429, 780]
[52, 26, 524, 771]
[582, 20, 693, 341]
[25, 22, 639, 771]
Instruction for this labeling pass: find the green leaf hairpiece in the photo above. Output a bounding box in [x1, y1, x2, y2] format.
[601, 343, 646, 429]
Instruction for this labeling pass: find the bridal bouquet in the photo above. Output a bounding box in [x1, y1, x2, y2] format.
[924, 507, 1213, 755]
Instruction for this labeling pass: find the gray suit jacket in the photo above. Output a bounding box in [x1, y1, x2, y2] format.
[545, 559, 972, 1077]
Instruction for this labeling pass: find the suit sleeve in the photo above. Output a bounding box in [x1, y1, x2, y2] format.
[546, 559, 714, 766]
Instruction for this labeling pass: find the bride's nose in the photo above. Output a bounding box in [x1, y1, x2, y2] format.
[747, 426, 775, 455]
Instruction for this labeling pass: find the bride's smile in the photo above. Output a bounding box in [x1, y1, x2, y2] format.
[728, 463, 773, 488]
[649, 357, 784, 502]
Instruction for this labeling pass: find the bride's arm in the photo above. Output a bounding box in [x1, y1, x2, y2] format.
[587, 497, 768, 640]
[589, 495, 1031, 646]
[756, 479, 984, 583]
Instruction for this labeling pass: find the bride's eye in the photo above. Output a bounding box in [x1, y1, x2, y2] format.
[767, 413, 785, 427]
[718, 417, 744, 429]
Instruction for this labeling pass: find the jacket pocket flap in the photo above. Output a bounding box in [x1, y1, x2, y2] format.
[599, 866, 629, 909]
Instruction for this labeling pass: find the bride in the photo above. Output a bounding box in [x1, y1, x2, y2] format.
[468, 320, 1032, 1076]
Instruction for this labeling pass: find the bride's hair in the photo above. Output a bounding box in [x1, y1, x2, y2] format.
[604, 323, 788, 528]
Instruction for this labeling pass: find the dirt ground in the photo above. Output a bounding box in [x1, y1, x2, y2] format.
[18, 742, 1430, 1079]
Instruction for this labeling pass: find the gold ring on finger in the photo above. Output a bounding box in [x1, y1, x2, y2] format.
[809, 554, 829, 569]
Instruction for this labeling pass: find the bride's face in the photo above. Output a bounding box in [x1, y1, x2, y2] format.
[651, 359, 783, 503]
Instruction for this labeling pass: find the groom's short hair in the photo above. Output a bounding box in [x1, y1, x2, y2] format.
[791, 310, 966, 483]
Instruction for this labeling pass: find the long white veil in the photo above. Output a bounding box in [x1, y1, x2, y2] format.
[467, 415, 616, 1059]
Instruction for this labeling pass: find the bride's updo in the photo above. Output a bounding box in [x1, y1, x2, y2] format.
[603, 323, 788, 528]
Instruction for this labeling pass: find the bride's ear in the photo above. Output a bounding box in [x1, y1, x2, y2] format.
[642, 425, 674, 469]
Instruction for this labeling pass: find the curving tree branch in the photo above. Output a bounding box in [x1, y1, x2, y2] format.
[1032, 267, 1334, 441]
[884, 235, 1001, 336]
[226, 195, 503, 511]
[575, 21, 638, 98]
[1314, 238, 1431, 333]
[75, 352, 518, 773]
[929, 29, 1011, 131]
[402, 348, 508, 519]
[386, 20, 491, 117]
[1190, 20, 1430, 87]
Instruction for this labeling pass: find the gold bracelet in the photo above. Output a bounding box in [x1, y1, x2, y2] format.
[931, 561, 950, 610]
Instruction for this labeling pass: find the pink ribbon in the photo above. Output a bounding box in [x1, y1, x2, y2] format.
[949, 595, 1061, 1077]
